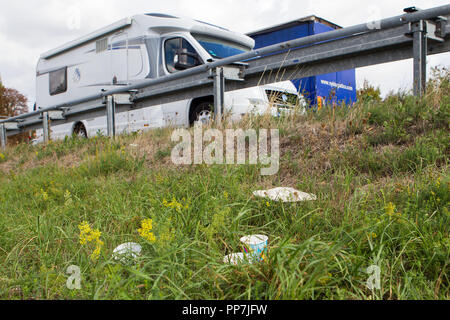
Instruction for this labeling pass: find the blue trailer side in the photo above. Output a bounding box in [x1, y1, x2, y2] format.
[248, 16, 357, 108]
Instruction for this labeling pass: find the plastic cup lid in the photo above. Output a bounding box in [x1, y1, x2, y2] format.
[224, 253, 247, 265]
[112, 242, 142, 260]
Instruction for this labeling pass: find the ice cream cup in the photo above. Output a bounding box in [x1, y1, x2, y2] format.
[240, 235, 268, 262]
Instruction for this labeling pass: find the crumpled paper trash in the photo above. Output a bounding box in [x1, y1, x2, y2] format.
[253, 187, 317, 203]
[223, 253, 248, 266]
[223, 253, 253, 265]
[112, 242, 142, 263]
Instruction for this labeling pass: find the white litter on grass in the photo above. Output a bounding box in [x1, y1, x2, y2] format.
[112, 242, 142, 263]
[130, 144, 138, 148]
[240, 235, 268, 262]
[223, 253, 253, 265]
[253, 187, 317, 203]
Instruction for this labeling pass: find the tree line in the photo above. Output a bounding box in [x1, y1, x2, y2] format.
[0, 77, 30, 144]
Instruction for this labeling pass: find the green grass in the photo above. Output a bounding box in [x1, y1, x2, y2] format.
[0, 72, 448, 300]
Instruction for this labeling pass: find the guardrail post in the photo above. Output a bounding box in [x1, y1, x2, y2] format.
[106, 95, 116, 138]
[213, 67, 225, 123]
[412, 20, 427, 97]
[42, 111, 50, 144]
[0, 124, 6, 151]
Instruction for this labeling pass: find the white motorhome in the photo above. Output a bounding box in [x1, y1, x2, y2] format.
[34, 13, 304, 141]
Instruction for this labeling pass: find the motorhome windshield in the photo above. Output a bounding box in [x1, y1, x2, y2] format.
[193, 34, 250, 59]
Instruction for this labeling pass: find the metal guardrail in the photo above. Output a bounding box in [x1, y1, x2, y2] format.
[1, 5, 449, 149]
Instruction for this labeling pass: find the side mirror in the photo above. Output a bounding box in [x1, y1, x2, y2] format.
[174, 49, 201, 70]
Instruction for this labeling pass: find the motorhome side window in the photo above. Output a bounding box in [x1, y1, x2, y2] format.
[49, 67, 67, 96]
[164, 38, 201, 73]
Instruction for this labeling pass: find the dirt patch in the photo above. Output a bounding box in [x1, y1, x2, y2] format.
[0, 148, 85, 174]
[353, 175, 415, 200]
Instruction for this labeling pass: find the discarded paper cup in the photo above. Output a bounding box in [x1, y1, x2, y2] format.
[240, 235, 268, 262]
[223, 253, 248, 265]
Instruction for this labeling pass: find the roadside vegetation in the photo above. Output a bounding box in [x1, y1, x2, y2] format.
[0, 67, 448, 300]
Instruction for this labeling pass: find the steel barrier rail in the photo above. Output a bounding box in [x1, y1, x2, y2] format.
[231, 23, 450, 92]
[2, 4, 449, 124]
[134, 5, 450, 100]
[6, 22, 449, 136]
[0, 5, 449, 148]
[14, 21, 450, 133]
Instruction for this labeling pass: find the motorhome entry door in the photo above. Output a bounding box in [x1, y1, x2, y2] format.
[110, 32, 128, 85]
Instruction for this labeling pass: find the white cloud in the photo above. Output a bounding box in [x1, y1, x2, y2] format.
[0, 0, 449, 109]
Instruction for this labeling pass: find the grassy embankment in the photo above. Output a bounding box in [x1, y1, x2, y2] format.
[0, 69, 448, 300]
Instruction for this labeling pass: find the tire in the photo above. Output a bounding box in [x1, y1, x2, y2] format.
[190, 102, 213, 125]
[73, 123, 88, 138]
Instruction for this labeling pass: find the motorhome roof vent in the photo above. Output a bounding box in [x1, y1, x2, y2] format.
[96, 38, 108, 53]
[146, 13, 178, 19]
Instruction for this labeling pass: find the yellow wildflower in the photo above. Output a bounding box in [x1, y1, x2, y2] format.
[158, 219, 175, 246]
[385, 202, 395, 216]
[64, 190, 73, 206]
[385, 202, 402, 219]
[41, 189, 49, 201]
[91, 245, 103, 261]
[78, 221, 103, 261]
[78, 221, 90, 245]
[0, 153, 5, 160]
[162, 197, 190, 212]
[319, 273, 333, 285]
[138, 219, 156, 242]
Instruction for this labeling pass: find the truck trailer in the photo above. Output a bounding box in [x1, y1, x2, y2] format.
[248, 15, 357, 108]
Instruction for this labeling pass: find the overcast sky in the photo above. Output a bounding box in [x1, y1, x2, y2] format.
[0, 0, 449, 110]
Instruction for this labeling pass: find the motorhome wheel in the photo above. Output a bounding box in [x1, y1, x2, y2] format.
[191, 102, 213, 125]
[73, 123, 87, 138]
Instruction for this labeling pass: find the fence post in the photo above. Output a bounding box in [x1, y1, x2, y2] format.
[0, 124, 6, 151]
[42, 111, 50, 144]
[412, 20, 427, 97]
[213, 67, 225, 124]
[106, 95, 116, 138]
